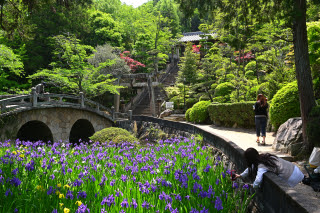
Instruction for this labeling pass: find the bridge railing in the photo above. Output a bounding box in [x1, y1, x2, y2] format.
[0, 88, 133, 121]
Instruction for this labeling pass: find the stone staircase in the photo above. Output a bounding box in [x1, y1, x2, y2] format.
[132, 63, 179, 116]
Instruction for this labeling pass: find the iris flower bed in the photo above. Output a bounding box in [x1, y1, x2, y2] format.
[0, 137, 253, 213]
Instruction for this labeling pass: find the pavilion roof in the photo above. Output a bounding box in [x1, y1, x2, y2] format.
[179, 31, 217, 42]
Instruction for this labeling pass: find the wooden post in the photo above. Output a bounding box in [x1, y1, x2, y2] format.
[31, 87, 37, 107]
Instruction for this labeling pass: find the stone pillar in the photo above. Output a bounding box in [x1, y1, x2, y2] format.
[114, 78, 120, 112]
[171, 46, 175, 65]
[177, 46, 180, 61]
[148, 76, 156, 117]
[31, 87, 37, 107]
[111, 106, 115, 120]
[80, 92, 84, 108]
[128, 110, 132, 121]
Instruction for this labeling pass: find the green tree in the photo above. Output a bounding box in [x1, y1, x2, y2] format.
[0, 44, 24, 92]
[87, 10, 122, 47]
[29, 35, 121, 97]
[178, 42, 199, 85]
[175, 0, 317, 151]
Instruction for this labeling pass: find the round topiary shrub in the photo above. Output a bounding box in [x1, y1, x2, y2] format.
[245, 71, 255, 80]
[214, 82, 234, 97]
[189, 101, 211, 123]
[90, 127, 138, 144]
[269, 81, 300, 129]
[185, 108, 192, 121]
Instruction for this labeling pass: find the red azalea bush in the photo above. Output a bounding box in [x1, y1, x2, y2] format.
[120, 51, 145, 72]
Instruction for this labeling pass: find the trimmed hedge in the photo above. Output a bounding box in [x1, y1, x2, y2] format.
[208, 102, 256, 128]
[188, 101, 211, 123]
[269, 81, 300, 129]
[90, 127, 138, 144]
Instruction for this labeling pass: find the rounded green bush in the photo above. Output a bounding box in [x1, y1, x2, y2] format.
[90, 127, 138, 144]
[185, 108, 192, 121]
[257, 82, 270, 98]
[269, 81, 300, 129]
[245, 71, 255, 80]
[226, 74, 235, 81]
[189, 101, 211, 123]
[214, 82, 234, 97]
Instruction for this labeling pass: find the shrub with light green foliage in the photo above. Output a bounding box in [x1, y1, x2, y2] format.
[257, 82, 269, 97]
[245, 71, 255, 80]
[269, 81, 300, 129]
[188, 101, 211, 123]
[226, 74, 235, 81]
[208, 102, 256, 128]
[185, 108, 192, 121]
[90, 127, 138, 143]
[214, 82, 234, 97]
[214, 82, 234, 102]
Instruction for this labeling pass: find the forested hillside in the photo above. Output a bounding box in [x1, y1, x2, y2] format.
[1, 0, 320, 106]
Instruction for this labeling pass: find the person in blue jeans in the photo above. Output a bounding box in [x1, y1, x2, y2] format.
[254, 94, 268, 145]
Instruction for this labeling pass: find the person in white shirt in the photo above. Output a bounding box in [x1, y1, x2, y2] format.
[234, 148, 304, 188]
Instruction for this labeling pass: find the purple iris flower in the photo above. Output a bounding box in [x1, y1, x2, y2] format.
[25, 160, 35, 171]
[12, 168, 18, 176]
[5, 188, 12, 196]
[121, 175, 127, 182]
[110, 179, 116, 186]
[66, 190, 74, 200]
[47, 186, 54, 195]
[77, 191, 87, 199]
[9, 177, 21, 187]
[243, 184, 250, 190]
[131, 198, 137, 209]
[101, 195, 115, 207]
[214, 197, 223, 211]
[200, 207, 209, 213]
[121, 198, 129, 208]
[75, 204, 90, 213]
[190, 208, 199, 213]
[215, 179, 220, 185]
[52, 209, 58, 213]
[142, 201, 150, 209]
[232, 182, 239, 189]
[175, 194, 182, 201]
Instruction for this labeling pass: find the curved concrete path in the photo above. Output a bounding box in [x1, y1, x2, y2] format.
[192, 124, 291, 158]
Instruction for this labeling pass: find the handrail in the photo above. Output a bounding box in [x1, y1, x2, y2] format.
[0, 88, 128, 121]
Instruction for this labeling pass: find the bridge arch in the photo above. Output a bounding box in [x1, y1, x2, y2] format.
[17, 120, 53, 142]
[0, 107, 113, 142]
[69, 119, 95, 144]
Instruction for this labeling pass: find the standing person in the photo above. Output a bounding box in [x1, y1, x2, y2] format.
[254, 94, 268, 145]
[234, 148, 304, 188]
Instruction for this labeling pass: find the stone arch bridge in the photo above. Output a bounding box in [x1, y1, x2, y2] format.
[0, 91, 130, 143]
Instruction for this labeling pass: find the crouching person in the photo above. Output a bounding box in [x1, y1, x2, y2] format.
[235, 148, 304, 188]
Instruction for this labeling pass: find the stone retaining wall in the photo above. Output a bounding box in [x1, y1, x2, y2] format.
[116, 116, 318, 213]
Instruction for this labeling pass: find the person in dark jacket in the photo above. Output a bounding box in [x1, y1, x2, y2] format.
[254, 94, 268, 145]
[234, 148, 304, 188]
